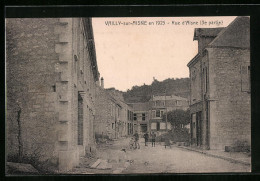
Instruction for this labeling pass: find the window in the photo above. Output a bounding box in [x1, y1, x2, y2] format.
[74, 55, 78, 74]
[156, 110, 161, 117]
[241, 65, 250, 92]
[152, 111, 156, 118]
[142, 113, 146, 120]
[151, 123, 157, 130]
[160, 110, 164, 117]
[160, 122, 166, 130]
[203, 68, 208, 93]
[176, 100, 181, 106]
[110, 104, 113, 116]
[112, 123, 114, 129]
[134, 113, 137, 120]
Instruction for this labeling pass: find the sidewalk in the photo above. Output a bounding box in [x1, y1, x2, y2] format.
[178, 145, 251, 166]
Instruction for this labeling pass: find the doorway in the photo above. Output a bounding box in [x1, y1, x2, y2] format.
[196, 111, 202, 146]
[78, 93, 83, 145]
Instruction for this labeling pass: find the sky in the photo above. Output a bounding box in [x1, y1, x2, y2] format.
[92, 16, 237, 92]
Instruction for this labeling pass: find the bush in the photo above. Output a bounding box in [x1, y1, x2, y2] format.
[155, 128, 190, 143]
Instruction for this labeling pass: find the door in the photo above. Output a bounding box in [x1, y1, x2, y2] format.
[196, 112, 202, 146]
[156, 122, 160, 131]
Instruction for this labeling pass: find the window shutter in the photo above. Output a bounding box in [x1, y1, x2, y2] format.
[241, 65, 250, 92]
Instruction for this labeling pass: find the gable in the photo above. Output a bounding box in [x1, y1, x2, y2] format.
[208, 17, 250, 48]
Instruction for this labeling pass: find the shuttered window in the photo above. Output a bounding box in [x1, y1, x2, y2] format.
[241, 65, 250, 92]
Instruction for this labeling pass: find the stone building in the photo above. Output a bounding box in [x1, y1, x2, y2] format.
[132, 102, 150, 134]
[129, 95, 189, 136]
[187, 17, 250, 150]
[6, 18, 99, 171]
[94, 79, 133, 139]
[148, 95, 189, 136]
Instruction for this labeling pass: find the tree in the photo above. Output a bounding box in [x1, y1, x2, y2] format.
[162, 109, 190, 129]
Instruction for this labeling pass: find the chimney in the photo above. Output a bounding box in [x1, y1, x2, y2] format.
[101, 77, 104, 89]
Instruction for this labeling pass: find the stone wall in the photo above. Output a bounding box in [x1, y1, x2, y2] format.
[208, 47, 250, 150]
[6, 18, 99, 172]
[6, 18, 61, 166]
[190, 58, 202, 105]
[94, 87, 115, 139]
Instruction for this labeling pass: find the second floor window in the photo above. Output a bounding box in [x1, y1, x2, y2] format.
[142, 113, 145, 120]
[156, 110, 160, 117]
[134, 113, 137, 120]
[110, 104, 113, 116]
[203, 67, 208, 93]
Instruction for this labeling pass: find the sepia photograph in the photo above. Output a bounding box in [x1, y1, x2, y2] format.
[5, 15, 251, 175]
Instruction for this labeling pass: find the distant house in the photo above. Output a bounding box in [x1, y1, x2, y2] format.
[148, 95, 189, 135]
[129, 94, 189, 136]
[187, 17, 250, 150]
[131, 102, 150, 134]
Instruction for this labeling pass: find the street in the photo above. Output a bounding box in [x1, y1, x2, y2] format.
[69, 137, 250, 174]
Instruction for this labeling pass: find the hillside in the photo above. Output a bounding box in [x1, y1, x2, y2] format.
[123, 78, 190, 103]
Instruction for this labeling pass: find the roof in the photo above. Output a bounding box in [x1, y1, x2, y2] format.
[193, 28, 224, 40]
[151, 95, 187, 101]
[129, 102, 149, 111]
[187, 52, 201, 68]
[187, 16, 250, 68]
[208, 16, 250, 48]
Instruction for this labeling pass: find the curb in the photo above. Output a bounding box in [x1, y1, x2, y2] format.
[177, 146, 251, 166]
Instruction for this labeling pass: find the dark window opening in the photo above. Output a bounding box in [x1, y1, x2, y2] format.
[52, 85, 56, 92]
[134, 113, 137, 120]
[142, 113, 146, 120]
[156, 110, 160, 117]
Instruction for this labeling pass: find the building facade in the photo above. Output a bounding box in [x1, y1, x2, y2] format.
[132, 103, 150, 134]
[187, 17, 250, 150]
[94, 80, 134, 139]
[148, 95, 189, 136]
[130, 95, 189, 136]
[6, 18, 99, 171]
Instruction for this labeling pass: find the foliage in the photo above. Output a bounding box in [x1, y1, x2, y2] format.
[162, 109, 190, 128]
[123, 77, 190, 103]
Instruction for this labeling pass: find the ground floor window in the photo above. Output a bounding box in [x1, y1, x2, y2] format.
[151, 123, 157, 130]
[140, 124, 147, 132]
[160, 122, 166, 130]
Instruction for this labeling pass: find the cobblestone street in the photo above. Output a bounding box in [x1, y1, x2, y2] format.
[69, 137, 250, 174]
